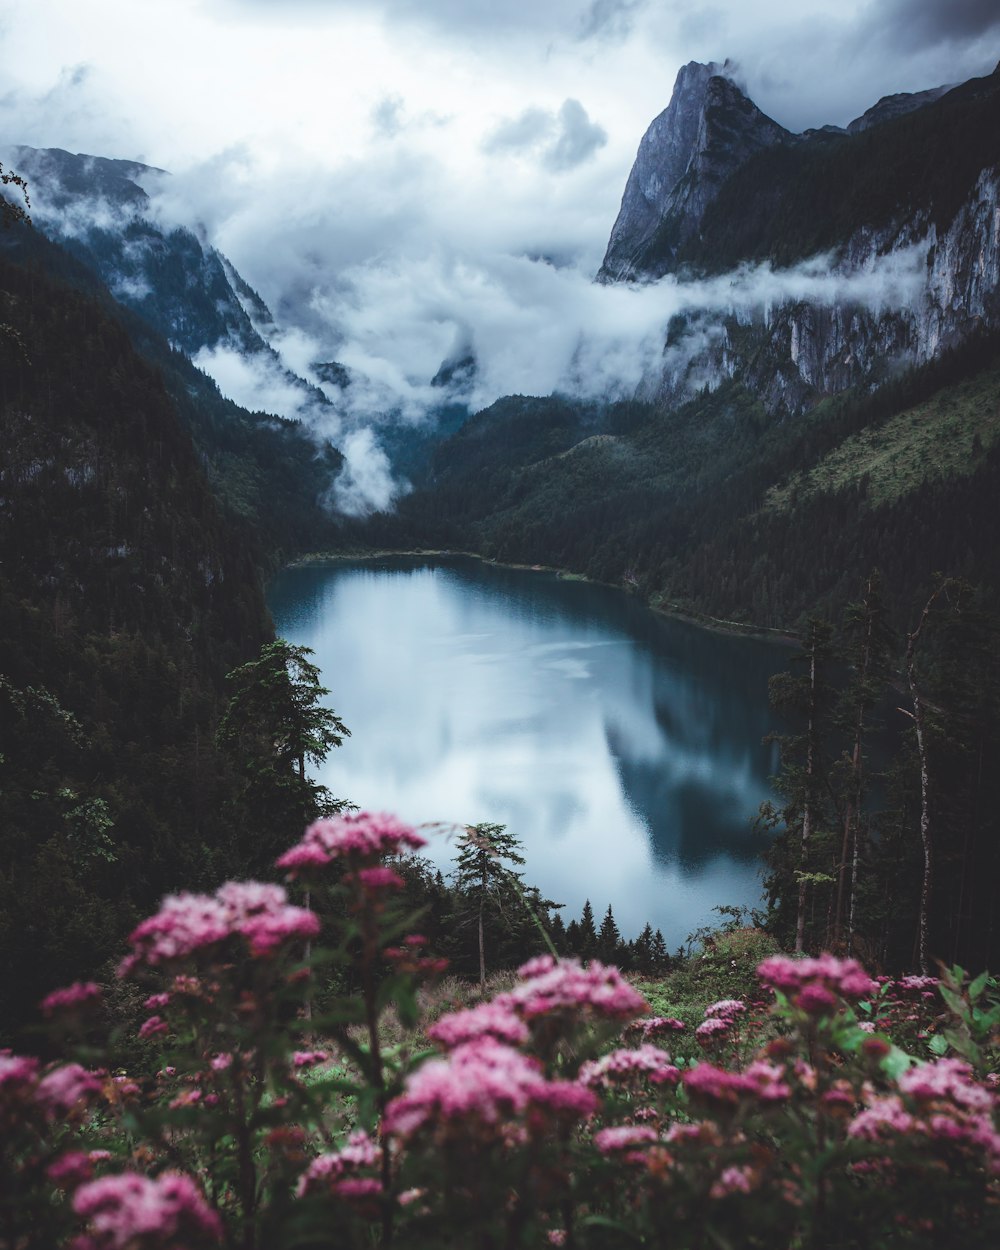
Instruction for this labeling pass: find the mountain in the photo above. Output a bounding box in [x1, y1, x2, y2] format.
[600, 63, 1000, 419]
[2, 151, 348, 559]
[385, 61, 1000, 630]
[598, 61, 790, 283]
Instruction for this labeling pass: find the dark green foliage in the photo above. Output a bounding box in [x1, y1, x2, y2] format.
[216, 640, 352, 862]
[759, 579, 1000, 972]
[0, 242, 275, 1036]
[379, 328, 1000, 633]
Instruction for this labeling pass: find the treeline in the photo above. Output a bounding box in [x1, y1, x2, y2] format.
[370, 327, 1000, 633]
[761, 573, 1000, 973]
[383, 824, 674, 986]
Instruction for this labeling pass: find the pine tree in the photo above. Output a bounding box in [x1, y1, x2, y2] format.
[597, 904, 622, 965]
[634, 922, 655, 974]
[577, 900, 598, 960]
[452, 823, 527, 990]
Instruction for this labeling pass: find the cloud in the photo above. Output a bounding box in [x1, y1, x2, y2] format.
[483, 98, 607, 171]
[860, 0, 1000, 52]
[546, 99, 609, 171]
[220, 0, 613, 40]
[577, 0, 646, 42]
[371, 95, 405, 138]
[330, 427, 404, 516]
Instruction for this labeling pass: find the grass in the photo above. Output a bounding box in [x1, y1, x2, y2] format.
[765, 364, 1000, 512]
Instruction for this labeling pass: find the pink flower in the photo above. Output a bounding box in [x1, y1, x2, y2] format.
[579, 1045, 681, 1089]
[705, 999, 745, 1019]
[297, 1131, 379, 1197]
[35, 1064, 102, 1116]
[501, 957, 647, 1023]
[120, 882, 319, 973]
[143, 994, 171, 1011]
[383, 1038, 597, 1141]
[0, 1050, 39, 1090]
[139, 1016, 167, 1040]
[47, 1151, 94, 1188]
[896, 975, 939, 994]
[292, 1050, 328, 1069]
[899, 1058, 993, 1113]
[209, 1053, 233, 1072]
[594, 1125, 658, 1154]
[684, 1060, 790, 1107]
[427, 1001, 530, 1050]
[73, 1172, 221, 1248]
[757, 953, 877, 1007]
[40, 981, 102, 1016]
[795, 984, 839, 1015]
[630, 1016, 686, 1039]
[276, 812, 427, 873]
[710, 1166, 754, 1198]
[695, 1018, 732, 1044]
[350, 866, 405, 893]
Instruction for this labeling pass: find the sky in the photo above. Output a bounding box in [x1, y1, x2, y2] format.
[1, 0, 998, 507]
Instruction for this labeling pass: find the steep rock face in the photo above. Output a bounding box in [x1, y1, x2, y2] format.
[10, 145, 269, 357]
[598, 61, 790, 283]
[650, 166, 1000, 416]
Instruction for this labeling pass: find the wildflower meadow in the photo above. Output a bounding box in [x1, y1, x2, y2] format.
[3, 811, 998, 1249]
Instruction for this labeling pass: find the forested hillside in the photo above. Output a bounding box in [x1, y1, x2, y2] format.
[0, 215, 339, 1033]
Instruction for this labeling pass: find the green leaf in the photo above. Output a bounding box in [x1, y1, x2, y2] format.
[968, 970, 989, 1001]
[879, 1044, 915, 1081]
[927, 1033, 948, 1055]
[938, 985, 967, 1019]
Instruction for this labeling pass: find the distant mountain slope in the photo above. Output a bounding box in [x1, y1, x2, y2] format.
[0, 190, 343, 561]
[0, 233, 279, 1030]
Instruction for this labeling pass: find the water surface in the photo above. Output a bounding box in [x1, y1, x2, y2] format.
[268, 556, 789, 950]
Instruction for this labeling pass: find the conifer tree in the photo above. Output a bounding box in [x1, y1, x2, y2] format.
[597, 904, 622, 965]
[577, 900, 598, 960]
[452, 823, 527, 991]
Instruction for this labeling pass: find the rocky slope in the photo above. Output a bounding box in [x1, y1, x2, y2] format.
[601, 63, 1000, 417]
[598, 61, 790, 283]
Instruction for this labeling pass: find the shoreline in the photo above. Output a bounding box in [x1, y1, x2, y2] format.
[285, 547, 802, 648]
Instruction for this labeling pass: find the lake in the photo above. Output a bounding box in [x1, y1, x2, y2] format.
[268, 556, 791, 951]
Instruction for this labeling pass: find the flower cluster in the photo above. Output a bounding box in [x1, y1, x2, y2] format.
[296, 1130, 381, 1199]
[757, 953, 877, 1010]
[276, 811, 427, 874]
[40, 981, 102, 1016]
[684, 1059, 792, 1107]
[579, 1045, 681, 1090]
[427, 1000, 530, 1050]
[73, 1172, 221, 1248]
[850, 1058, 1000, 1174]
[119, 881, 319, 974]
[500, 955, 648, 1023]
[383, 1037, 598, 1141]
[1, 1051, 101, 1124]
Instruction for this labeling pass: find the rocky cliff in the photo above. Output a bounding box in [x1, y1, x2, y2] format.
[598, 61, 790, 283]
[602, 63, 1000, 417]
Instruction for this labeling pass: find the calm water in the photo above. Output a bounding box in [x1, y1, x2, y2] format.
[268, 556, 790, 950]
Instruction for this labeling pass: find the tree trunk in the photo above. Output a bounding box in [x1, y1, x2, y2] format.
[796, 646, 817, 955]
[906, 585, 947, 975]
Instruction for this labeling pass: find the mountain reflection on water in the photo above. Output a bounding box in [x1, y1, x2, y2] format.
[268, 556, 789, 949]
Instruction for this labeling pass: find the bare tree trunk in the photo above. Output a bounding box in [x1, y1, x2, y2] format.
[905, 584, 947, 975]
[796, 647, 817, 954]
[478, 898, 486, 993]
